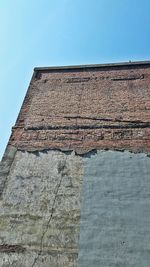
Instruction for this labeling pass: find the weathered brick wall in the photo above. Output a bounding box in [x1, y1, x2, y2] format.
[10, 63, 150, 154]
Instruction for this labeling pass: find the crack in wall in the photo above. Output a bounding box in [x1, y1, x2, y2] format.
[64, 116, 149, 124]
[25, 123, 150, 131]
[20, 114, 149, 124]
[31, 156, 67, 267]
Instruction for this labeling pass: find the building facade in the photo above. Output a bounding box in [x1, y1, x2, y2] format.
[0, 61, 150, 266]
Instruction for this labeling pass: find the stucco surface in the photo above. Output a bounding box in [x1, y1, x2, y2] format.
[1, 149, 150, 266]
[78, 151, 150, 267]
[0, 150, 83, 267]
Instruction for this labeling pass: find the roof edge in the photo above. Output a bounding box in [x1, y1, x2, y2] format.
[34, 60, 150, 71]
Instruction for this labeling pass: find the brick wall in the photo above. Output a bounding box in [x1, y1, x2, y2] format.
[10, 63, 150, 154]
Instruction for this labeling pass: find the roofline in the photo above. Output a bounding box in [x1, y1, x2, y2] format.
[34, 60, 150, 72]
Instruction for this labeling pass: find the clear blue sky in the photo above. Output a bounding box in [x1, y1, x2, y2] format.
[0, 0, 150, 159]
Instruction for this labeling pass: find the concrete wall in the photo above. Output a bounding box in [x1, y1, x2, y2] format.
[0, 149, 83, 266]
[0, 148, 150, 266]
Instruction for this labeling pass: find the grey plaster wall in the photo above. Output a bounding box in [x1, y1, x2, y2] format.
[78, 151, 150, 267]
[0, 150, 83, 267]
[1, 149, 150, 267]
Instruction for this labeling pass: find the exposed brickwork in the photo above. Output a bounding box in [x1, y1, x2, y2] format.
[9, 63, 150, 153]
